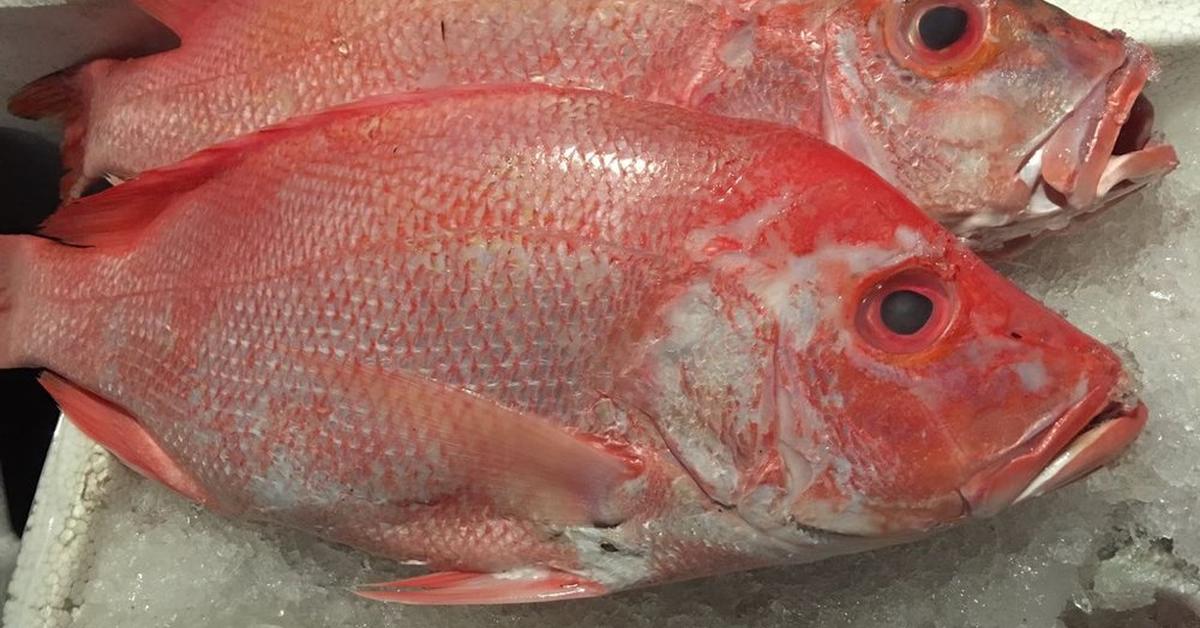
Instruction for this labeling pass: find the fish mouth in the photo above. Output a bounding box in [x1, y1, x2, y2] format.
[990, 41, 1179, 250]
[958, 381, 1148, 518]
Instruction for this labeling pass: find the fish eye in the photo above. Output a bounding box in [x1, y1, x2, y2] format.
[885, 0, 988, 77]
[881, 290, 934, 335]
[856, 268, 955, 353]
[917, 6, 969, 51]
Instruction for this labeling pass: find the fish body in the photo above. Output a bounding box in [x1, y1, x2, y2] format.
[0, 87, 1146, 603]
[9, 0, 1178, 249]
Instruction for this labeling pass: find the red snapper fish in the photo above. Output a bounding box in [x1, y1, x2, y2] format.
[0, 86, 1146, 604]
[8, 0, 1178, 250]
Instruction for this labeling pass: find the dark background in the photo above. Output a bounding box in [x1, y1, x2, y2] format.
[0, 127, 65, 537]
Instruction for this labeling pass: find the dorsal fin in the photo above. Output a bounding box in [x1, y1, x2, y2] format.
[38, 132, 256, 248]
[134, 0, 213, 34]
[37, 86, 541, 248]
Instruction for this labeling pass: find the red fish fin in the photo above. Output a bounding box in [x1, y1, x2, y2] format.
[8, 61, 113, 199]
[356, 569, 606, 605]
[39, 372, 210, 505]
[134, 0, 212, 34]
[7, 66, 82, 121]
[358, 366, 636, 526]
[38, 131, 251, 247]
[40, 181, 181, 249]
[293, 354, 637, 526]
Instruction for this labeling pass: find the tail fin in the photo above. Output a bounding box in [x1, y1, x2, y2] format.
[8, 61, 112, 199]
[7, 67, 81, 121]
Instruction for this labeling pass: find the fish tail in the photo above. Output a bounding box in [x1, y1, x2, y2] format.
[8, 60, 114, 199]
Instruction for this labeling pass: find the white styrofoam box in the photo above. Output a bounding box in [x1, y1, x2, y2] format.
[3, 422, 117, 628]
[3, 1, 1200, 627]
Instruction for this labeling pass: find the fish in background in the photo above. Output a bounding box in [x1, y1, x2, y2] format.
[6, 0, 1179, 251]
[0, 86, 1147, 604]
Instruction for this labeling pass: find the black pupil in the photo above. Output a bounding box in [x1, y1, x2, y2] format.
[881, 290, 934, 336]
[918, 6, 969, 51]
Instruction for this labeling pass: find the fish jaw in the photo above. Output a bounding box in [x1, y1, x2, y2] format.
[959, 378, 1147, 518]
[1038, 41, 1178, 208]
[979, 40, 1179, 250]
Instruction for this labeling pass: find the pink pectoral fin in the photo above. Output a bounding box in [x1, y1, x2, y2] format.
[40, 372, 210, 505]
[294, 354, 641, 527]
[355, 569, 606, 605]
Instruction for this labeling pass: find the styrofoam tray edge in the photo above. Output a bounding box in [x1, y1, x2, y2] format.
[2, 419, 123, 628]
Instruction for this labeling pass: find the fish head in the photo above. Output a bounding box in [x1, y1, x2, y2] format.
[624, 151, 1145, 544]
[775, 240, 1147, 536]
[820, 0, 1178, 250]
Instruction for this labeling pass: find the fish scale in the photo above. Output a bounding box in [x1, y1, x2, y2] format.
[0, 86, 1147, 603]
[9, 0, 1176, 249]
[87, 0, 727, 181]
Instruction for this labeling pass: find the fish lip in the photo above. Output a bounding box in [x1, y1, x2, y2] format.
[1029, 41, 1178, 215]
[1010, 399, 1148, 505]
[957, 380, 1147, 519]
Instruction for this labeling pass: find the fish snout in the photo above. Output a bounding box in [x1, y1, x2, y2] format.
[958, 365, 1147, 519]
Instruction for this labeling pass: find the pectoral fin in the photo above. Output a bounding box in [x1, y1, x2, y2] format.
[294, 353, 641, 527]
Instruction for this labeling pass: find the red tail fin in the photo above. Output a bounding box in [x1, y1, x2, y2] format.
[8, 61, 113, 199]
[7, 67, 81, 121]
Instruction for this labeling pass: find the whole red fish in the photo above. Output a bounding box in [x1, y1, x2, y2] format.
[8, 0, 1178, 250]
[0, 86, 1146, 604]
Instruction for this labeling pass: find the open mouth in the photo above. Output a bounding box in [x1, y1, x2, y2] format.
[997, 41, 1180, 248]
[958, 381, 1148, 518]
[1011, 398, 1147, 504]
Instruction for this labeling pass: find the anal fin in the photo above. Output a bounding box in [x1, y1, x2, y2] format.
[40, 372, 210, 505]
[355, 569, 606, 605]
